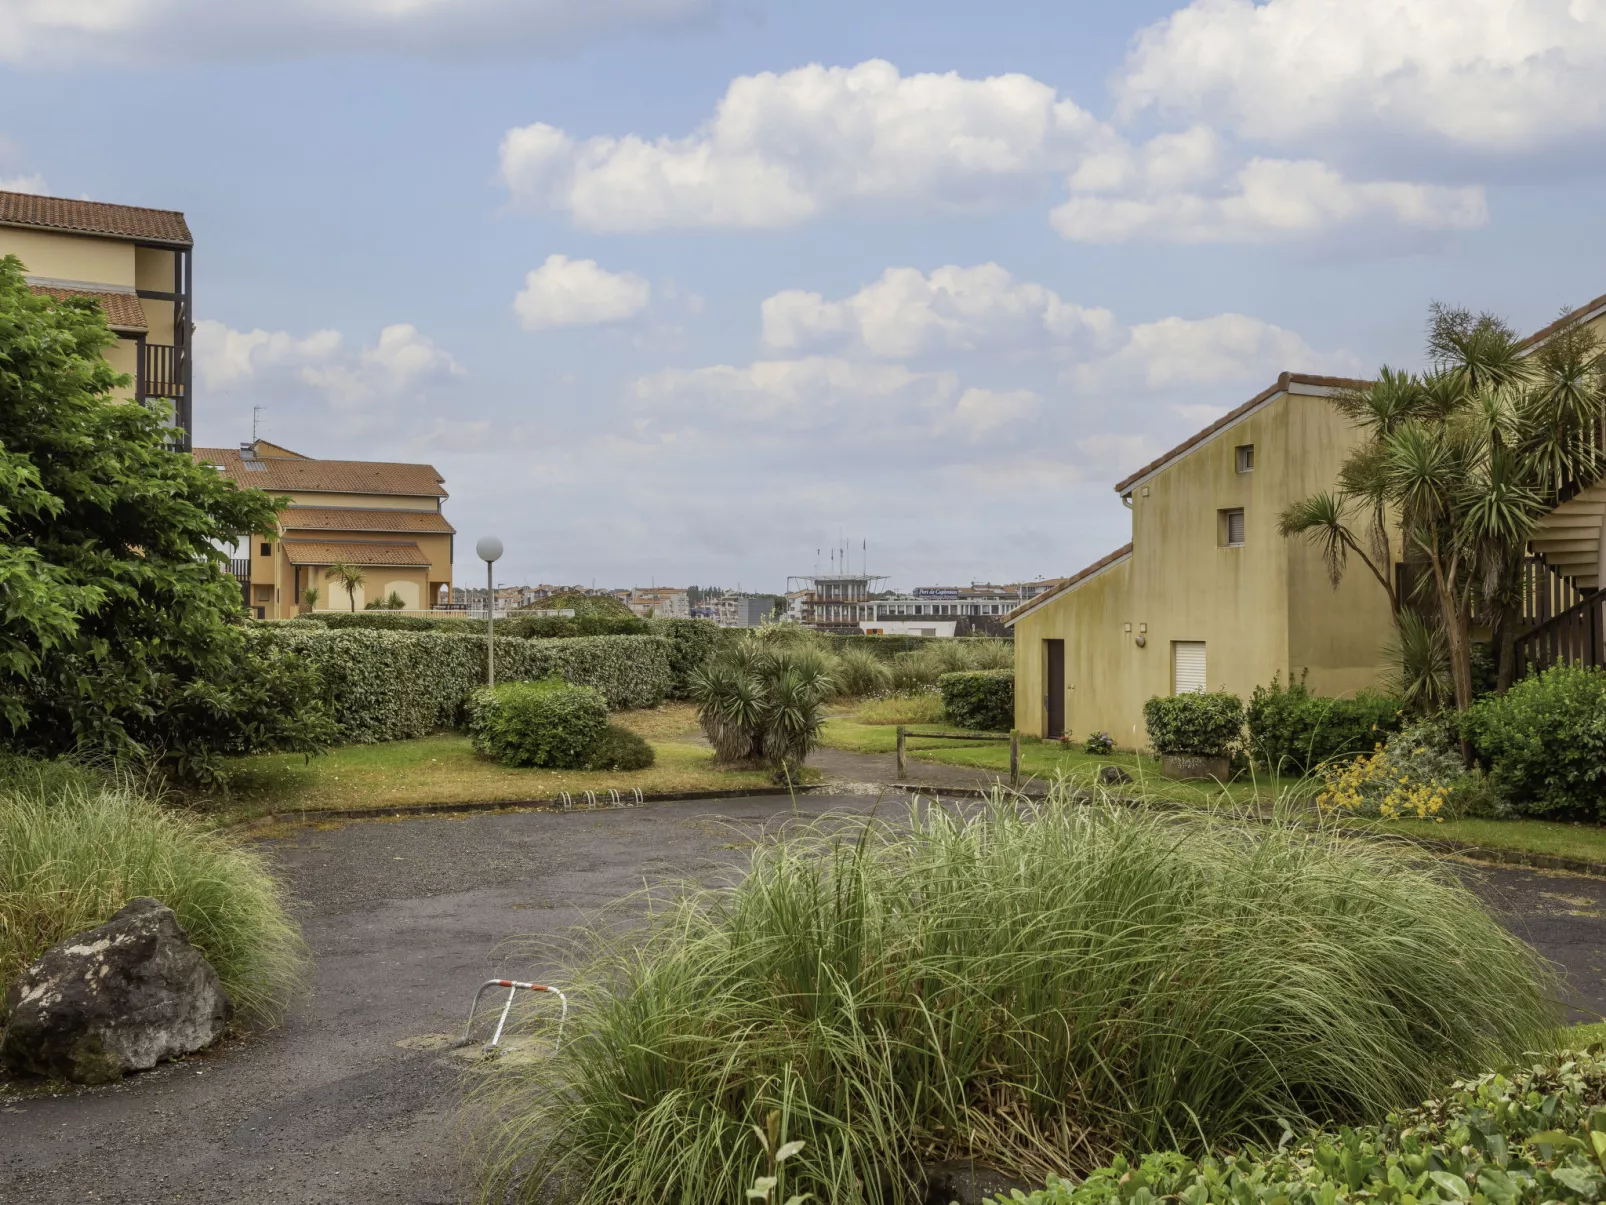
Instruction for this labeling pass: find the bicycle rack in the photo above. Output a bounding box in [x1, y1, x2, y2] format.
[558, 791, 573, 810]
[450, 979, 568, 1054]
[632, 787, 643, 805]
[583, 790, 598, 809]
[608, 788, 622, 807]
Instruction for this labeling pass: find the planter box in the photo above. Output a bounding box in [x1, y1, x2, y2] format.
[1161, 753, 1231, 781]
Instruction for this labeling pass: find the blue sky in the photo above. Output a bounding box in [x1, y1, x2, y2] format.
[3, 0, 1605, 592]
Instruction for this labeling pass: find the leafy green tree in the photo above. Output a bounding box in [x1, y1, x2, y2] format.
[326, 561, 367, 611]
[0, 255, 331, 782]
[1281, 303, 1606, 709]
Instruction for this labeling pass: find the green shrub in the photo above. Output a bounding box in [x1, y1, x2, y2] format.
[1083, 730, 1115, 754]
[258, 629, 673, 744]
[503, 613, 649, 639]
[467, 679, 609, 769]
[1246, 674, 1403, 774]
[939, 669, 1014, 730]
[834, 647, 895, 697]
[1143, 692, 1244, 757]
[1, 773, 305, 1023]
[987, 1051, 1606, 1205]
[1462, 664, 1606, 819]
[470, 791, 1555, 1203]
[646, 617, 722, 697]
[583, 724, 656, 772]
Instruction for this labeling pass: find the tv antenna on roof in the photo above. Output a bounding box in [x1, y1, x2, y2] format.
[252, 405, 264, 443]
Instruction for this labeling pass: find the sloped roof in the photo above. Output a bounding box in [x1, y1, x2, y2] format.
[1004, 545, 1132, 626]
[0, 190, 192, 247]
[281, 506, 455, 535]
[1515, 290, 1606, 353]
[1112, 372, 1368, 494]
[281, 540, 431, 567]
[196, 446, 448, 499]
[27, 284, 146, 333]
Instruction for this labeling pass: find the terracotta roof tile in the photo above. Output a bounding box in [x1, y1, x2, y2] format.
[1004, 544, 1132, 626]
[1112, 372, 1370, 494]
[28, 285, 146, 333]
[195, 447, 448, 498]
[281, 540, 431, 567]
[280, 506, 455, 535]
[0, 190, 192, 247]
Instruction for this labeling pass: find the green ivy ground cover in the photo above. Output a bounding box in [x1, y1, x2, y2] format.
[988, 1050, 1606, 1205]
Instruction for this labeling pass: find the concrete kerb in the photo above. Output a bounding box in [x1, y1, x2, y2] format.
[227, 784, 829, 833]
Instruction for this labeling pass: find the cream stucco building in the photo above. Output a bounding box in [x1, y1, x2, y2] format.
[0, 189, 193, 442]
[197, 440, 454, 619]
[1010, 292, 1606, 750]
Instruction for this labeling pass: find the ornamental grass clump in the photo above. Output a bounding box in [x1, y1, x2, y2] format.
[0, 767, 304, 1023]
[469, 788, 1556, 1204]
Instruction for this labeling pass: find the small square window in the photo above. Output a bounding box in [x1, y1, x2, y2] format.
[1220, 508, 1245, 547]
[1235, 444, 1255, 473]
[260, 542, 272, 557]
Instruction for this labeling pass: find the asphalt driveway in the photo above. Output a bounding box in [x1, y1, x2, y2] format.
[3, 795, 1606, 1205]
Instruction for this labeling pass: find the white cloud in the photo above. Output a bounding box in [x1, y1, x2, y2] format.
[0, 172, 45, 194]
[500, 59, 1104, 231]
[1052, 157, 1488, 244]
[761, 263, 1117, 358]
[941, 387, 1041, 441]
[195, 319, 463, 405]
[0, 0, 716, 63]
[1071, 312, 1359, 391]
[1116, 0, 1606, 154]
[513, 254, 651, 331]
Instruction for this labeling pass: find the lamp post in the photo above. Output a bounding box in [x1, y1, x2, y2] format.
[476, 536, 504, 687]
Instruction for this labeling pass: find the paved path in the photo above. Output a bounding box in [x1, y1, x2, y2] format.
[811, 743, 1026, 795]
[4, 795, 1606, 1204]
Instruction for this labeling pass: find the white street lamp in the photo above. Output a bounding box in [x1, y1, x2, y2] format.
[476, 536, 504, 687]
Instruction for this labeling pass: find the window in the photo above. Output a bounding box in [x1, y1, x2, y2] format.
[259, 541, 272, 557]
[1173, 641, 1207, 695]
[1219, 508, 1245, 548]
[1235, 444, 1255, 473]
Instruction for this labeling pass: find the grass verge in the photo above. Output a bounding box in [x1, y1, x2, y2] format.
[0, 765, 304, 1023]
[468, 785, 1556, 1204]
[218, 705, 776, 822]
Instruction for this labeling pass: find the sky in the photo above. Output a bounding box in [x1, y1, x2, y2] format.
[3, 0, 1606, 593]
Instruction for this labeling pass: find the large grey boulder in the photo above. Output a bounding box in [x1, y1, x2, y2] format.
[1, 897, 231, 1084]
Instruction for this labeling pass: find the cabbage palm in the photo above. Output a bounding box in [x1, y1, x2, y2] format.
[1280, 304, 1606, 709]
[325, 561, 366, 612]
[690, 635, 834, 778]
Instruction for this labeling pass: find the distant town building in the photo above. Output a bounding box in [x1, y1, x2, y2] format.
[716, 594, 773, 627]
[628, 587, 690, 619]
[785, 572, 1057, 635]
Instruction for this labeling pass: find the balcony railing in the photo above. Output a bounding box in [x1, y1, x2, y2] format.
[142, 343, 184, 400]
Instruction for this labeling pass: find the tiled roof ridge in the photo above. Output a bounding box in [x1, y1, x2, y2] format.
[1004, 543, 1133, 625]
[1515, 290, 1606, 352]
[0, 189, 192, 247]
[27, 285, 146, 333]
[1111, 371, 1370, 494]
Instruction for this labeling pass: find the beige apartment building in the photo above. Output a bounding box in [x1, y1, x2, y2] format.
[1009, 289, 1606, 749]
[197, 440, 453, 619]
[0, 189, 193, 443]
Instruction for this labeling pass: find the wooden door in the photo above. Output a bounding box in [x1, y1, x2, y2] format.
[1045, 639, 1065, 739]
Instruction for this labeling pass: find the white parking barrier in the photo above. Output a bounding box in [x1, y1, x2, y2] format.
[451, 979, 568, 1053]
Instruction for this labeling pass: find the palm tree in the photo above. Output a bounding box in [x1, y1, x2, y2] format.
[325, 561, 367, 612]
[301, 585, 319, 612]
[1281, 303, 1606, 709]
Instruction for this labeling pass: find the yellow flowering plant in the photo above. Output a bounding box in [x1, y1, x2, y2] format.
[1316, 722, 1464, 821]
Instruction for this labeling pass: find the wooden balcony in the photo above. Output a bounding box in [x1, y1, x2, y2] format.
[140, 342, 185, 400]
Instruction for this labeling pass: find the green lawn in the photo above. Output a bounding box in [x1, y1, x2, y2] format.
[218, 704, 776, 823]
[1363, 816, 1606, 865]
[818, 718, 1310, 808]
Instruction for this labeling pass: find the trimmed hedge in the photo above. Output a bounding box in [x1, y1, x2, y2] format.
[829, 634, 1013, 659]
[467, 679, 608, 768]
[1463, 664, 1606, 820]
[258, 629, 672, 744]
[1246, 676, 1403, 774]
[647, 617, 723, 698]
[992, 1050, 1606, 1205]
[300, 612, 651, 638]
[939, 669, 1014, 731]
[1143, 692, 1243, 757]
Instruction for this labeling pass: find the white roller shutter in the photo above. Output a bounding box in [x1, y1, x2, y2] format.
[1173, 641, 1206, 694]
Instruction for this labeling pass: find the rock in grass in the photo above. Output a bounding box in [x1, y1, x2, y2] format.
[1, 898, 231, 1085]
[920, 1159, 1033, 1205]
[1098, 764, 1132, 786]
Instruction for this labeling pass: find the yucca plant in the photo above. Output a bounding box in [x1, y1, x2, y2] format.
[690, 635, 834, 778]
